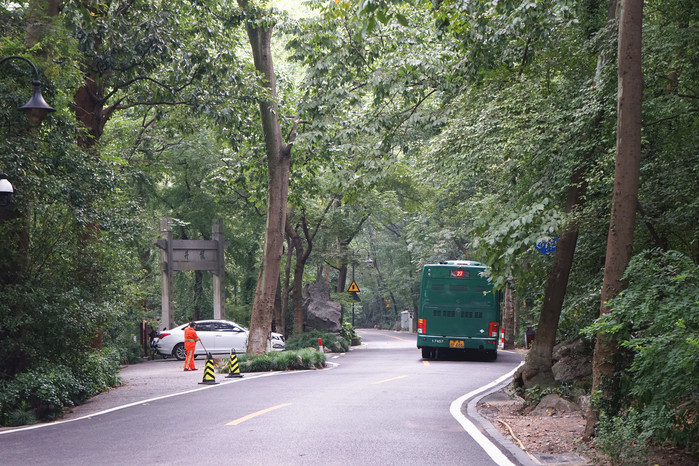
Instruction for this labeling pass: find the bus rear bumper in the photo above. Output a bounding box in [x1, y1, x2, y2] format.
[417, 335, 498, 350]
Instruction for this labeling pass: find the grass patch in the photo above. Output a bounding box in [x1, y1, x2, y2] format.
[220, 349, 326, 374]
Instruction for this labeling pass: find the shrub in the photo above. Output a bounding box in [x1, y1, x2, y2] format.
[7, 401, 38, 426]
[593, 411, 652, 465]
[285, 330, 349, 353]
[0, 351, 122, 426]
[75, 349, 122, 397]
[340, 322, 357, 343]
[585, 250, 699, 452]
[107, 336, 143, 365]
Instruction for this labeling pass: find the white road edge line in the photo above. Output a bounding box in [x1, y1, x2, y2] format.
[450, 361, 525, 466]
[0, 366, 339, 436]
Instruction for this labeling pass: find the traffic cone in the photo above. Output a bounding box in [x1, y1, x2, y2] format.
[226, 350, 244, 378]
[199, 353, 218, 385]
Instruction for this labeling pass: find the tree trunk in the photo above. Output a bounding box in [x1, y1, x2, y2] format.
[74, 73, 106, 148]
[337, 264, 348, 293]
[286, 220, 305, 336]
[281, 235, 294, 335]
[273, 276, 283, 334]
[238, 1, 294, 354]
[585, 0, 643, 438]
[516, 170, 587, 388]
[286, 207, 327, 337]
[503, 282, 515, 349]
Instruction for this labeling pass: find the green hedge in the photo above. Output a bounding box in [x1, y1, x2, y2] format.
[222, 349, 326, 373]
[0, 349, 121, 426]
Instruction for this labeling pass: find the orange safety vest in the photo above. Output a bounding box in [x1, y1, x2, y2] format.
[184, 326, 199, 350]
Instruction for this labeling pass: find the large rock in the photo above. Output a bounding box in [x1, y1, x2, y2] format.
[529, 394, 580, 416]
[552, 355, 592, 384]
[303, 281, 342, 333]
[551, 337, 592, 384]
[552, 337, 590, 361]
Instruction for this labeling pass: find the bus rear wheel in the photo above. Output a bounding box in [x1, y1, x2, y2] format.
[421, 347, 434, 359]
[485, 350, 497, 361]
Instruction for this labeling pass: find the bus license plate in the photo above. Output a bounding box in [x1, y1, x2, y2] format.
[449, 339, 464, 348]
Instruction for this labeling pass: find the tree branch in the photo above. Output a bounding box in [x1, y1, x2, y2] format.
[643, 108, 698, 127]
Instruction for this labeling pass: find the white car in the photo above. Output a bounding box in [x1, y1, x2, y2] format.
[156, 320, 285, 359]
[156, 320, 249, 360]
[269, 332, 285, 351]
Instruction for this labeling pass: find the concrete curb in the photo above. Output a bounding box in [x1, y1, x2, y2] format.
[464, 379, 541, 466]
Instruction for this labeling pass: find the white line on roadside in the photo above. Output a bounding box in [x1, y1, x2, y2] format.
[0, 371, 287, 435]
[450, 361, 525, 466]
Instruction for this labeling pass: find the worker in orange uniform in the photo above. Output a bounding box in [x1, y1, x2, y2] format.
[183, 322, 201, 371]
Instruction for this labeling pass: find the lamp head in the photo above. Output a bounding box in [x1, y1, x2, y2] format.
[0, 173, 13, 207]
[18, 80, 55, 124]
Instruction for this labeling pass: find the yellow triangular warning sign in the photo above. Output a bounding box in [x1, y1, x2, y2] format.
[347, 281, 360, 293]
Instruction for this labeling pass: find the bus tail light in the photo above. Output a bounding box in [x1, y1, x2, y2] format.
[418, 318, 426, 334]
[489, 322, 498, 338]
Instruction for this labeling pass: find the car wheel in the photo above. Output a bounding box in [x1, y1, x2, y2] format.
[173, 343, 186, 361]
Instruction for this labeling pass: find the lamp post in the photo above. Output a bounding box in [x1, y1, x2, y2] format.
[0, 55, 55, 207]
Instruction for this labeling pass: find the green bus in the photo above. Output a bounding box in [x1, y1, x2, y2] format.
[416, 260, 499, 360]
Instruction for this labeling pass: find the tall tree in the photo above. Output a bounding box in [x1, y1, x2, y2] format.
[585, 0, 644, 437]
[514, 0, 621, 389]
[236, 0, 302, 354]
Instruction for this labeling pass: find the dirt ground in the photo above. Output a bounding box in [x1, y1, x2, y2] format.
[477, 389, 592, 465]
[476, 366, 698, 466]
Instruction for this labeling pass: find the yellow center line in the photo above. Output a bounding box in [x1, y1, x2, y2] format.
[422, 360, 430, 366]
[226, 403, 292, 426]
[371, 375, 409, 385]
[382, 333, 412, 342]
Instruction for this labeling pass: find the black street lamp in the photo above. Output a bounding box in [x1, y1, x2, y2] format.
[1, 55, 55, 124]
[1, 56, 55, 207]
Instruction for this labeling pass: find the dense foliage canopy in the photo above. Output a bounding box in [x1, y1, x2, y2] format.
[1, 0, 697, 453]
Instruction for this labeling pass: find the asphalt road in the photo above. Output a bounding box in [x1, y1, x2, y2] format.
[1, 329, 524, 466]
